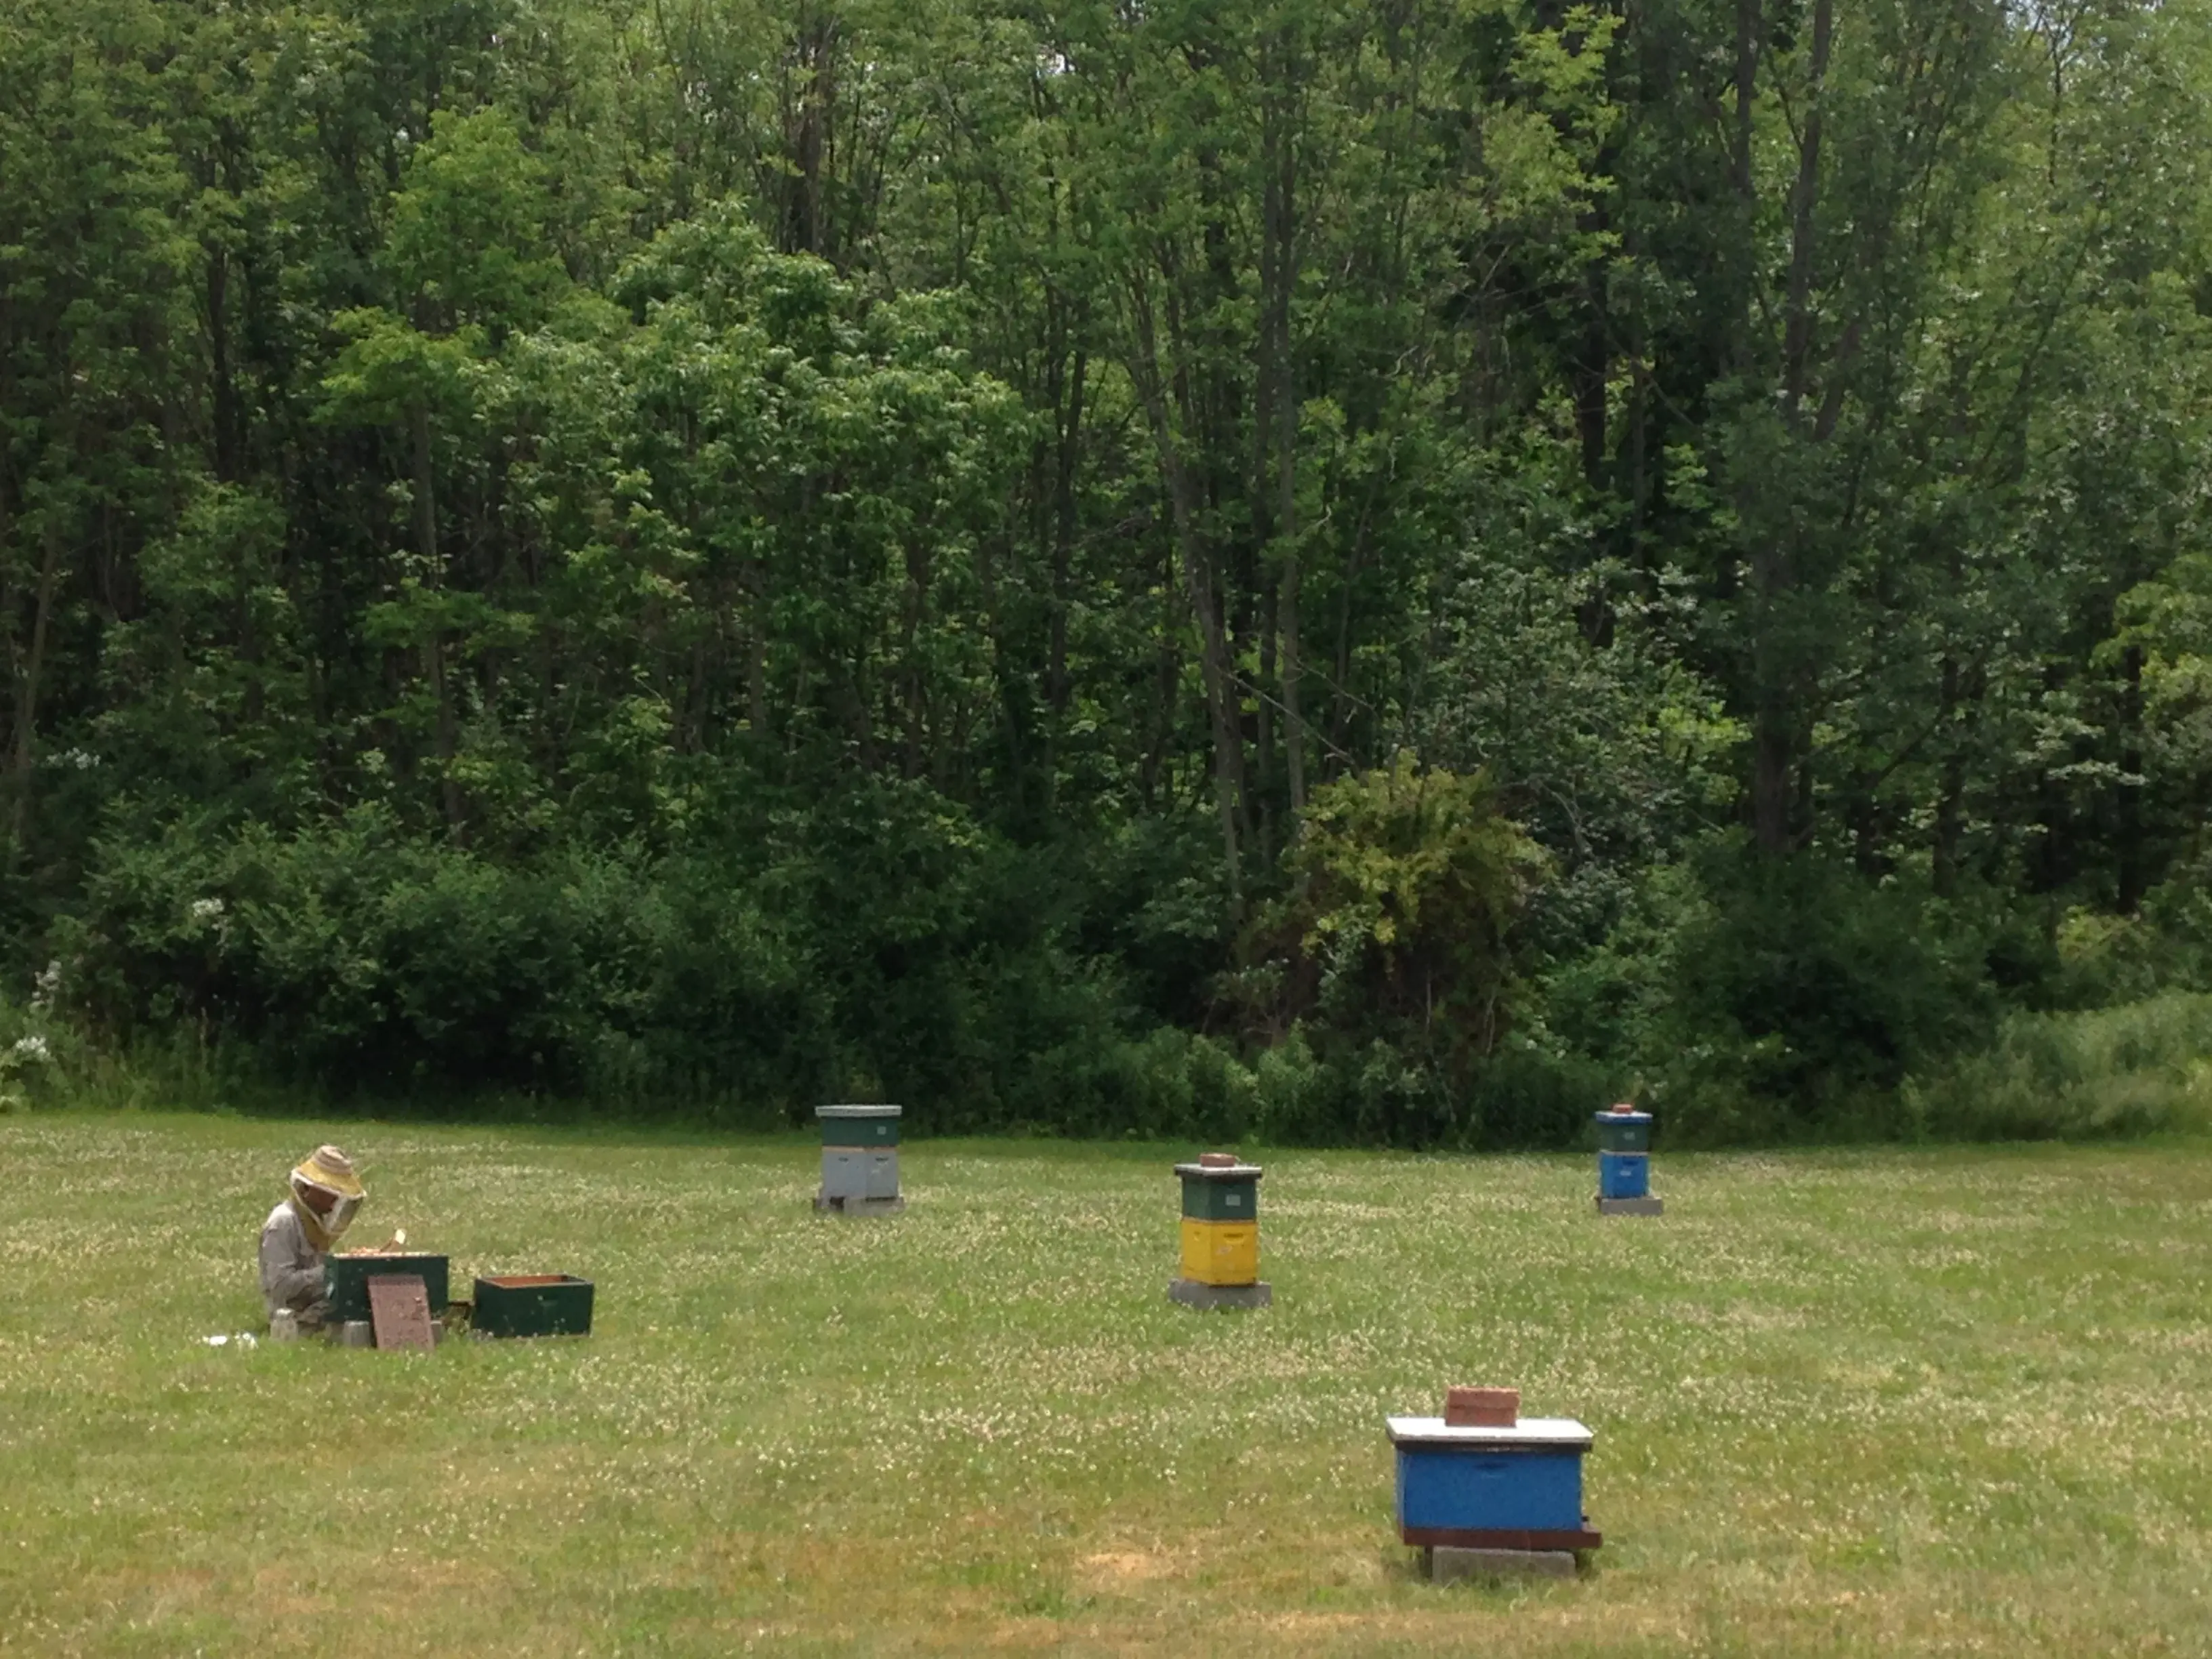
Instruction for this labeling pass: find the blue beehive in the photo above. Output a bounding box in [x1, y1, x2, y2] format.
[1595, 1105, 1661, 1214]
[1387, 1413, 1601, 1551]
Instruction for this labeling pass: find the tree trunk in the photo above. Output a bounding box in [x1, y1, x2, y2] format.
[784, 10, 838, 258]
[1264, 33, 1307, 815]
[2118, 643, 2145, 912]
[745, 557, 773, 747]
[1127, 276, 1246, 901]
[208, 243, 241, 483]
[1748, 0, 1832, 858]
[7, 515, 63, 861]
[1932, 651, 1965, 897]
[413, 400, 465, 832]
[1050, 344, 1086, 717]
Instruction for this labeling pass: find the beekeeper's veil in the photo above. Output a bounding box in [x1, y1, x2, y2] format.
[289, 1145, 365, 1248]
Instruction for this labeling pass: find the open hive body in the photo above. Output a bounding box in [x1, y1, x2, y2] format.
[325, 1252, 450, 1323]
[472, 1273, 594, 1338]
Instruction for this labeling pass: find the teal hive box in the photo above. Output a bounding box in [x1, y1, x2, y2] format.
[472, 1273, 594, 1338]
[1593, 1108, 1652, 1153]
[326, 1252, 449, 1323]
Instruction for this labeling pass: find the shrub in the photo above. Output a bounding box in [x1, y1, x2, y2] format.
[1542, 844, 2001, 1143]
[1901, 993, 2212, 1139]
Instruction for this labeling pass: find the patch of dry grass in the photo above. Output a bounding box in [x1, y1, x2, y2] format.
[1, 1115, 2208, 1654]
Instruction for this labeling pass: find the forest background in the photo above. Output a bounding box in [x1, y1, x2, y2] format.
[3, 0, 2210, 1147]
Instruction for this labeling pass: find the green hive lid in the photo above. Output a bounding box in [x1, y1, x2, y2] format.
[818, 1103, 902, 1118]
[1174, 1160, 1263, 1181]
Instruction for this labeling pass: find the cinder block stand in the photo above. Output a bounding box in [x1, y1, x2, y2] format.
[1427, 1546, 1577, 1582]
[1167, 1277, 1271, 1310]
[814, 1195, 907, 1216]
[1596, 1195, 1664, 1216]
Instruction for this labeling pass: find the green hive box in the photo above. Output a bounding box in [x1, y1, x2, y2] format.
[817, 1103, 901, 1147]
[472, 1273, 594, 1338]
[325, 1252, 450, 1323]
[1178, 1165, 1262, 1221]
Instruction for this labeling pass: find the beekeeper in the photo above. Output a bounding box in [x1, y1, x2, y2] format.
[259, 1145, 365, 1328]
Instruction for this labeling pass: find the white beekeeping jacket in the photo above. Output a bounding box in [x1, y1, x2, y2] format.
[259, 1201, 329, 1323]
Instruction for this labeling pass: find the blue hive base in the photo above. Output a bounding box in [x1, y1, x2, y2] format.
[1596, 1195, 1663, 1216]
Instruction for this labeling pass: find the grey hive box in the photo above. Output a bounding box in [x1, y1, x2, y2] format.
[815, 1104, 904, 1214]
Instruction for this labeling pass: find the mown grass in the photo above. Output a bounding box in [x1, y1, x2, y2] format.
[1, 1112, 2208, 1656]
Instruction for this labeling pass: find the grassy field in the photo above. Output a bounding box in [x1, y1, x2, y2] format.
[1, 1113, 2207, 1656]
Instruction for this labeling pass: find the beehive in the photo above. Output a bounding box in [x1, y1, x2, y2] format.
[472, 1273, 594, 1338]
[325, 1252, 450, 1323]
[816, 1104, 903, 1214]
[1168, 1154, 1270, 1308]
[1388, 1404, 1601, 1555]
[1595, 1105, 1662, 1215]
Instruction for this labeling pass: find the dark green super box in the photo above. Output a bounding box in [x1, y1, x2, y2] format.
[325, 1252, 451, 1322]
[472, 1273, 595, 1338]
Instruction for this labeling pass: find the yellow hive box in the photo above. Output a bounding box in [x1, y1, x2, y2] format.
[1179, 1218, 1259, 1286]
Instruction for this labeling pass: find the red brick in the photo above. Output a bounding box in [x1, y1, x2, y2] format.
[1445, 1386, 1519, 1427]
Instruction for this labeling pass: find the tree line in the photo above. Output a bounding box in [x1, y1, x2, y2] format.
[2, 0, 2209, 1141]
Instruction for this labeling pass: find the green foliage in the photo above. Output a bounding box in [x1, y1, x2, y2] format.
[59, 807, 833, 1108]
[1257, 757, 1546, 1061]
[1550, 847, 2003, 1144]
[3, 0, 2212, 1141]
[1902, 994, 2212, 1141]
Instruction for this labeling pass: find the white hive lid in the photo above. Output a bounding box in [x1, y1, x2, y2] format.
[1385, 1416, 1594, 1450]
[817, 1103, 902, 1118]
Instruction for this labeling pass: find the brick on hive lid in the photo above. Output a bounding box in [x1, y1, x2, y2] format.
[1197, 1151, 1240, 1168]
[1609, 1101, 1637, 1113]
[1444, 1385, 1520, 1427]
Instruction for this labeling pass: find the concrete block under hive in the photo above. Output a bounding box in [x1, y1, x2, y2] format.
[1168, 1152, 1270, 1309]
[1388, 1389, 1600, 1580]
[815, 1104, 904, 1215]
[325, 1252, 450, 1324]
[472, 1273, 595, 1338]
[1595, 1104, 1662, 1216]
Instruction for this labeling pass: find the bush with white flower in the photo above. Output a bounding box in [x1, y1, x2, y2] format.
[0, 998, 71, 1113]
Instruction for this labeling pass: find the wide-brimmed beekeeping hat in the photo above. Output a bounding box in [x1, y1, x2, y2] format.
[289, 1145, 365, 1244]
[293, 1145, 365, 1199]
